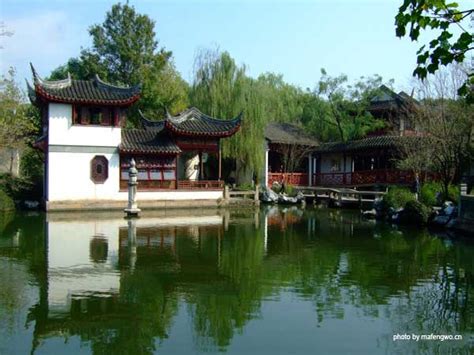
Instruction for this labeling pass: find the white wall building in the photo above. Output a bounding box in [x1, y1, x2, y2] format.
[28, 66, 241, 211]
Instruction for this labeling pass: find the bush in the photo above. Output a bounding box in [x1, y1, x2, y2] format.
[20, 147, 43, 181]
[383, 186, 415, 210]
[0, 190, 15, 212]
[420, 181, 460, 205]
[420, 181, 442, 207]
[447, 184, 459, 202]
[0, 173, 35, 201]
[285, 184, 295, 196]
[235, 183, 254, 191]
[399, 200, 430, 225]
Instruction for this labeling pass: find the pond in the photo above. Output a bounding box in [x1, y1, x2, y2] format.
[0, 206, 473, 355]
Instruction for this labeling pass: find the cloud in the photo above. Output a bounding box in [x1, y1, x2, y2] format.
[0, 10, 89, 84]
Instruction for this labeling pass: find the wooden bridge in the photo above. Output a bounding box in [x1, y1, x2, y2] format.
[295, 186, 386, 208]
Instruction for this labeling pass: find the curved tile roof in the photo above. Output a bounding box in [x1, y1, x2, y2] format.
[120, 129, 181, 154]
[140, 107, 242, 137]
[314, 135, 423, 153]
[29, 64, 141, 106]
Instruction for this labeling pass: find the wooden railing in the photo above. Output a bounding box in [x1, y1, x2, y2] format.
[268, 173, 309, 187]
[120, 180, 176, 191]
[120, 179, 223, 191]
[177, 180, 224, 190]
[313, 169, 416, 186]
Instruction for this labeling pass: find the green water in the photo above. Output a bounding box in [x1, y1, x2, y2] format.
[0, 206, 473, 355]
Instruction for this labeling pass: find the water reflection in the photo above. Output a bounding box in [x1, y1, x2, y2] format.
[0, 207, 473, 354]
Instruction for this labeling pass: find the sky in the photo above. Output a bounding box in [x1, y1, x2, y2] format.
[0, 0, 463, 93]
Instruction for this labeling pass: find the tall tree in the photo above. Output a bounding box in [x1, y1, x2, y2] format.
[0, 68, 38, 174]
[303, 69, 387, 142]
[395, 0, 473, 102]
[49, 3, 188, 124]
[190, 49, 265, 182]
[399, 65, 474, 197]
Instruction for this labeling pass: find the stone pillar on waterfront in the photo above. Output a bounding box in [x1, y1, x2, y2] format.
[124, 158, 141, 216]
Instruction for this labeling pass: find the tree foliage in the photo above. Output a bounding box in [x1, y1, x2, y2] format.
[301, 69, 388, 142]
[0, 68, 38, 153]
[49, 3, 188, 124]
[190, 50, 265, 181]
[398, 66, 473, 198]
[395, 0, 473, 101]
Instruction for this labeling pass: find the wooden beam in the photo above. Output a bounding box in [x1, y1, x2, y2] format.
[175, 154, 179, 189]
[199, 151, 203, 180]
[218, 142, 222, 181]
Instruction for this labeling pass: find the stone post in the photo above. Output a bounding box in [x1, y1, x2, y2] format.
[459, 181, 468, 219]
[224, 185, 230, 200]
[124, 158, 141, 216]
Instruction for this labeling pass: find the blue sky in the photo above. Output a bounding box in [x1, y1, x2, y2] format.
[0, 0, 461, 93]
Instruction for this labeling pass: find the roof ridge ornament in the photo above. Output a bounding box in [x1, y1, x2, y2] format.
[25, 79, 36, 102]
[138, 109, 165, 131]
[94, 74, 141, 94]
[164, 106, 172, 119]
[30, 62, 72, 89]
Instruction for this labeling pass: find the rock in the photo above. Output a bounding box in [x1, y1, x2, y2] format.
[443, 204, 456, 217]
[24, 200, 40, 209]
[296, 191, 305, 203]
[260, 186, 279, 203]
[362, 209, 377, 219]
[278, 194, 298, 204]
[432, 215, 451, 226]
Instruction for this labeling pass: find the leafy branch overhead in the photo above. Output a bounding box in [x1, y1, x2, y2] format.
[395, 0, 473, 101]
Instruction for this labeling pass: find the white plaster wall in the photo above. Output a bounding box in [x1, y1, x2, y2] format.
[47, 214, 222, 314]
[48, 151, 121, 201]
[134, 190, 223, 201]
[48, 151, 224, 201]
[320, 154, 352, 173]
[48, 103, 121, 147]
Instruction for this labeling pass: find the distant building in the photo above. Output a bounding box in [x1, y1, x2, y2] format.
[28, 65, 241, 210]
[0, 148, 21, 176]
[313, 86, 424, 187]
[263, 86, 425, 188]
[367, 85, 420, 136]
[263, 122, 318, 187]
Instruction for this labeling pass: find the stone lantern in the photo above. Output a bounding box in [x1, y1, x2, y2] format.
[124, 158, 141, 216]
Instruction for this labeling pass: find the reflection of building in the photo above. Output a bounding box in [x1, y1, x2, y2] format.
[32, 212, 228, 352]
[28, 66, 241, 210]
[45, 213, 225, 316]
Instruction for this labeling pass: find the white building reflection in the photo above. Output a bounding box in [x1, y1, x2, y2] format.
[45, 211, 227, 318]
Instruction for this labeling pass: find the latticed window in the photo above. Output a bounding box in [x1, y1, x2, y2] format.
[73, 105, 121, 126]
[91, 155, 109, 184]
[120, 155, 176, 181]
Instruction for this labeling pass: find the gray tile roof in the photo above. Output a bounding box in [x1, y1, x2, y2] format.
[120, 129, 181, 154]
[314, 135, 422, 153]
[140, 107, 242, 137]
[30, 64, 140, 106]
[369, 85, 418, 113]
[264, 122, 318, 146]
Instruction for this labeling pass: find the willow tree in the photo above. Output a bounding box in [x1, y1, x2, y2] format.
[190, 50, 267, 182]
